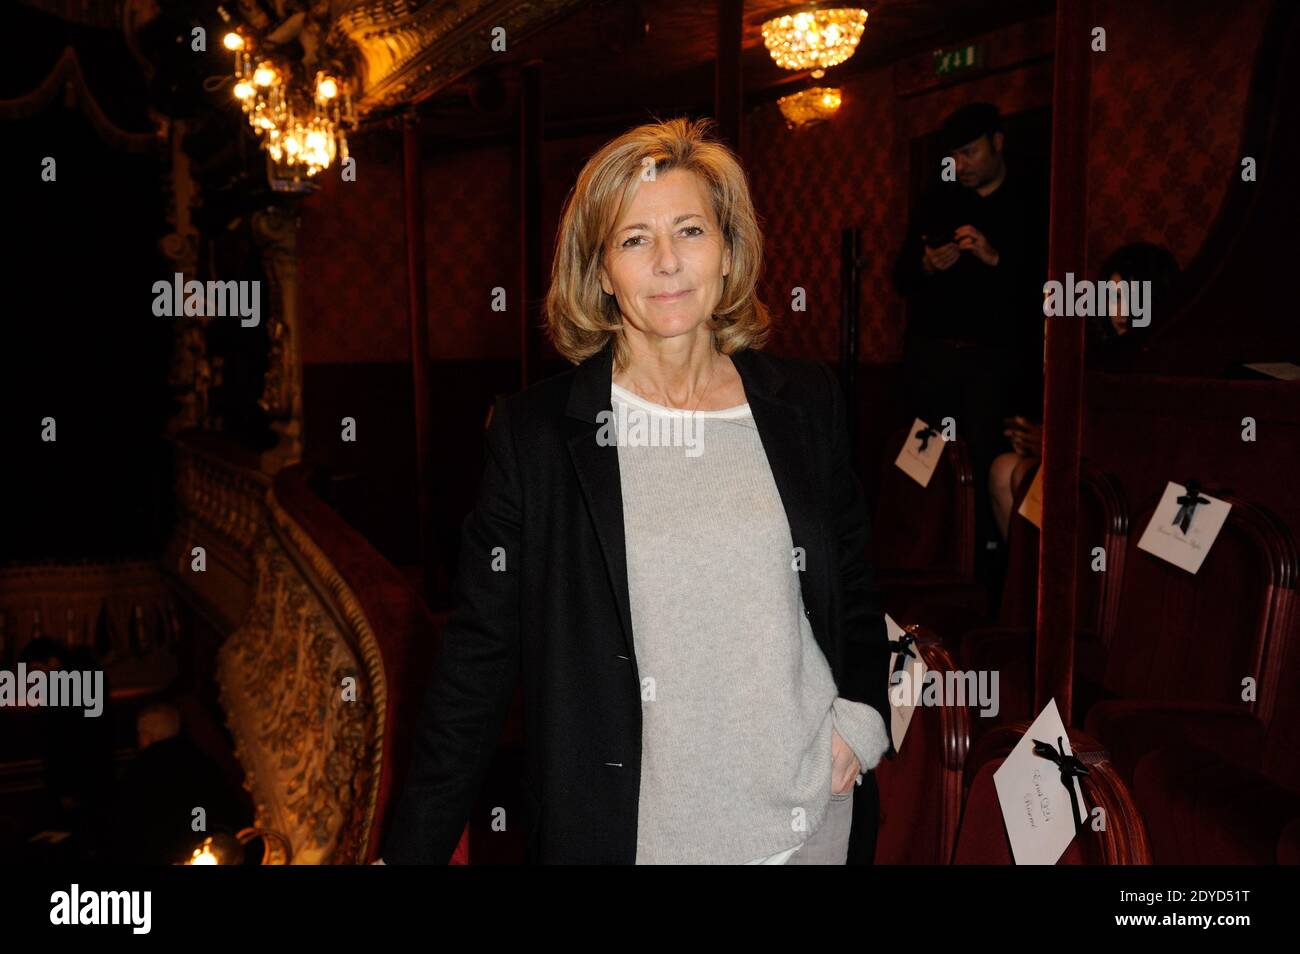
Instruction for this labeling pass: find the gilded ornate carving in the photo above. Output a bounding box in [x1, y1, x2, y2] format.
[161, 118, 209, 435]
[172, 442, 271, 557]
[334, 0, 587, 114]
[212, 477, 388, 864]
[251, 206, 304, 470]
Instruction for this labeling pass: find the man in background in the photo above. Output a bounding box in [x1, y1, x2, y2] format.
[892, 101, 1049, 574]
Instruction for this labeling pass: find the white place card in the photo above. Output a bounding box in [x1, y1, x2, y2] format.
[894, 418, 945, 487]
[1244, 362, 1300, 381]
[884, 613, 926, 752]
[1136, 481, 1231, 574]
[1016, 466, 1044, 529]
[993, 698, 1088, 865]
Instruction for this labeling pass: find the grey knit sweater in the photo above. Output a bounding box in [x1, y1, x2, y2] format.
[610, 382, 890, 864]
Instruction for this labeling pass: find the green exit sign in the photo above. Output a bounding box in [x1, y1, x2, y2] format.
[933, 44, 984, 76]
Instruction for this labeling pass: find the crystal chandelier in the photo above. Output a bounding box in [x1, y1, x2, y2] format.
[760, 6, 868, 73]
[223, 30, 354, 181]
[777, 86, 843, 129]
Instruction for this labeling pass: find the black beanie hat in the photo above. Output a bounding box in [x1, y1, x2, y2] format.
[939, 102, 1002, 151]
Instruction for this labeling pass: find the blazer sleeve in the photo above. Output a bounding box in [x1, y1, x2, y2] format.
[380, 395, 524, 863]
[820, 361, 897, 762]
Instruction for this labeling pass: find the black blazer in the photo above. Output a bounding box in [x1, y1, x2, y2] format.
[381, 339, 895, 864]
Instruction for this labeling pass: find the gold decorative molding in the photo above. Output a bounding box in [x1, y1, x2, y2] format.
[335, 0, 587, 115]
[0, 561, 174, 663]
[168, 438, 272, 629]
[251, 206, 305, 471]
[181, 441, 388, 864]
[161, 117, 209, 436]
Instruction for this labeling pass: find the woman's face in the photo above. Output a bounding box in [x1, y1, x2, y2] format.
[599, 168, 732, 347]
[1106, 271, 1128, 335]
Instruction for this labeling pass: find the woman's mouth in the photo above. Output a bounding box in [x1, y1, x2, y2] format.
[650, 289, 691, 301]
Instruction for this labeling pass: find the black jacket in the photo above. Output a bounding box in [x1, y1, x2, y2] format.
[381, 340, 894, 864]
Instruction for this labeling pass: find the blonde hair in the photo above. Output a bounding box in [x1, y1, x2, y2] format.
[544, 116, 771, 369]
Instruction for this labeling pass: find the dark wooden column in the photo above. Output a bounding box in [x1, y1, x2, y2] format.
[402, 113, 435, 600]
[519, 60, 544, 389]
[1035, 0, 1093, 726]
[714, 0, 744, 153]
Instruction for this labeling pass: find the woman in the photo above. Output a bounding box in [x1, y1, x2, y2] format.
[989, 241, 1180, 539]
[380, 117, 894, 865]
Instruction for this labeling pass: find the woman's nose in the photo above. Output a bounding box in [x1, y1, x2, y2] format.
[653, 236, 681, 272]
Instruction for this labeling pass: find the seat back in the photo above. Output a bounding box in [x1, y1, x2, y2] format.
[873, 426, 975, 577]
[874, 627, 971, 864]
[954, 723, 1151, 864]
[1104, 493, 1294, 722]
[997, 463, 1128, 641]
[1256, 507, 1300, 789]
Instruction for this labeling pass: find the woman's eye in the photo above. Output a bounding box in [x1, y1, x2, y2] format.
[623, 227, 702, 248]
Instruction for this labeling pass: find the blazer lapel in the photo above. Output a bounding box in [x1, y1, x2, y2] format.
[565, 341, 826, 663]
[565, 341, 637, 662]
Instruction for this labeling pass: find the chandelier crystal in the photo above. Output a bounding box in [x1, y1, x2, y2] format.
[224, 31, 354, 181]
[761, 6, 868, 72]
[777, 87, 844, 129]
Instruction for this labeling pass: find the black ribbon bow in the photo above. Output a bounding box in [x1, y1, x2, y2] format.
[888, 631, 918, 679]
[1032, 735, 1090, 833]
[914, 426, 939, 452]
[1171, 479, 1211, 534]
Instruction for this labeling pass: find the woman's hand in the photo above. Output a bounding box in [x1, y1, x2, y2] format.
[1003, 416, 1042, 457]
[831, 726, 861, 795]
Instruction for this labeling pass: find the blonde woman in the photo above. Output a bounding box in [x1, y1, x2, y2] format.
[381, 117, 893, 865]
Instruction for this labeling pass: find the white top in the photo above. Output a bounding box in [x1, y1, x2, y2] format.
[610, 380, 752, 418]
[609, 382, 890, 864]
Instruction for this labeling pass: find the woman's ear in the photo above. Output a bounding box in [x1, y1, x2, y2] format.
[723, 244, 732, 278]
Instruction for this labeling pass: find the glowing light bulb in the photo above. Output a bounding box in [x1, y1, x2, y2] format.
[223, 33, 244, 51]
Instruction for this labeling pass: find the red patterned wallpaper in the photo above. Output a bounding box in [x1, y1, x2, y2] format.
[298, 128, 407, 364]
[743, 23, 1055, 363]
[1086, 0, 1271, 274]
[296, 2, 1270, 366]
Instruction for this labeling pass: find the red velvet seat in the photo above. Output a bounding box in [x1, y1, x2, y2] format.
[874, 626, 972, 864]
[873, 427, 987, 640]
[1127, 554, 1300, 864]
[954, 723, 1151, 864]
[1277, 818, 1300, 864]
[959, 465, 1127, 734]
[1084, 494, 1296, 785]
[1132, 742, 1300, 864]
